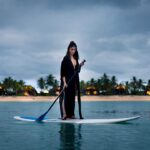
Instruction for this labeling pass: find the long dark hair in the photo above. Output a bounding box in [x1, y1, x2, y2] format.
[66, 41, 79, 61]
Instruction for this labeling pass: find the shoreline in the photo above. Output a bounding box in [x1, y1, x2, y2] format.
[0, 95, 150, 102]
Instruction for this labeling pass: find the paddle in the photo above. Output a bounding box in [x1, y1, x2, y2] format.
[36, 59, 86, 122]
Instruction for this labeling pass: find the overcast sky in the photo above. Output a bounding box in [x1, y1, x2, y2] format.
[0, 0, 150, 89]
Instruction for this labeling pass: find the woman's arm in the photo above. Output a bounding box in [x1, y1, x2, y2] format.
[62, 76, 67, 88]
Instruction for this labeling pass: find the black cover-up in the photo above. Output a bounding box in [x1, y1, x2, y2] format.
[59, 55, 81, 118]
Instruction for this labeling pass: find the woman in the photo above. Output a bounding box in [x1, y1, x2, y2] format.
[59, 41, 85, 120]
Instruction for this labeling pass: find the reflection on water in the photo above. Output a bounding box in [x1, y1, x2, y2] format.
[59, 123, 82, 150]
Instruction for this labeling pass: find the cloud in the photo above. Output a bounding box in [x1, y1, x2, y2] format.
[0, 0, 150, 89]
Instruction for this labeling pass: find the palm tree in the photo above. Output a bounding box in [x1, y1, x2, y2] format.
[46, 74, 55, 88]
[37, 77, 46, 90]
[2, 77, 20, 95]
[86, 81, 90, 87]
[80, 80, 86, 95]
[130, 76, 138, 94]
[80, 80, 86, 90]
[53, 79, 59, 89]
[13, 80, 19, 94]
[100, 73, 111, 94]
[111, 76, 117, 86]
[95, 79, 102, 91]
[125, 81, 130, 94]
[49, 79, 59, 95]
[137, 79, 145, 94]
[90, 78, 95, 86]
[12, 80, 25, 95]
[3, 77, 15, 94]
[18, 80, 25, 87]
[110, 76, 117, 95]
[3, 77, 14, 89]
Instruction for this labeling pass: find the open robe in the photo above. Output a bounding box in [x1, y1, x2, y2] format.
[59, 55, 83, 118]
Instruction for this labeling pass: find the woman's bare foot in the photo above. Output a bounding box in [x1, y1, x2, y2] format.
[62, 116, 67, 120]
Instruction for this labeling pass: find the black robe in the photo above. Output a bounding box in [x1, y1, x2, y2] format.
[59, 55, 82, 118]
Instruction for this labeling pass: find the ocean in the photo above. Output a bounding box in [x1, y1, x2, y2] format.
[0, 101, 150, 150]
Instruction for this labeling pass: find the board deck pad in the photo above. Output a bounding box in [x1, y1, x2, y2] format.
[14, 116, 140, 124]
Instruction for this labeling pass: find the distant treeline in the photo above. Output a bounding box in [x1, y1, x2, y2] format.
[79, 73, 150, 95]
[1, 73, 150, 96]
[37, 73, 150, 96]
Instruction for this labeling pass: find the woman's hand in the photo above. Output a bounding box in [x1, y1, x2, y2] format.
[63, 82, 68, 88]
[80, 59, 86, 67]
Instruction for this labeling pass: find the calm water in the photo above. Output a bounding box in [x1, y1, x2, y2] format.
[0, 101, 150, 150]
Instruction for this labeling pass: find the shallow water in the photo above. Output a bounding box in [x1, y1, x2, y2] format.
[0, 101, 150, 150]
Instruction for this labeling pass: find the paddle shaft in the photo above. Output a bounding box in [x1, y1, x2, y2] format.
[36, 59, 86, 121]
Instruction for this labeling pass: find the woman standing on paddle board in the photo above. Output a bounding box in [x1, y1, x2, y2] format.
[59, 41, 85, 120]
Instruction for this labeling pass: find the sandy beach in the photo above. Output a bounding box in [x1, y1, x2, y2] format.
[0, 95, 150, 102]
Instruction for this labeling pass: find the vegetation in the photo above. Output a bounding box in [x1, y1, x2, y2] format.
[37, 74, 59, 96]
[79, 73, 150, 96]
[37, 73, 150, 96]
[1, 73, 150, 96]
[0, 77, 37, 96]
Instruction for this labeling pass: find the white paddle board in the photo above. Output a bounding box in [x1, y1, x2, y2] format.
[14, 116, 140, 124]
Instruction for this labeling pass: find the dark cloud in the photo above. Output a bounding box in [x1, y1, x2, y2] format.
[0, 0, 150, 89]
[0, 0, 143, 9]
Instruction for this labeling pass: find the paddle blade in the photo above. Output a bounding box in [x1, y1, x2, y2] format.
[36, 113, 46, 122]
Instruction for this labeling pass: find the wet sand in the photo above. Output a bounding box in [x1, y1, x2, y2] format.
[0, 96, 150, 102]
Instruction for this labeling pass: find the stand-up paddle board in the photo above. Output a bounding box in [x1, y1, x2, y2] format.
[14, 116, 140, 124]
